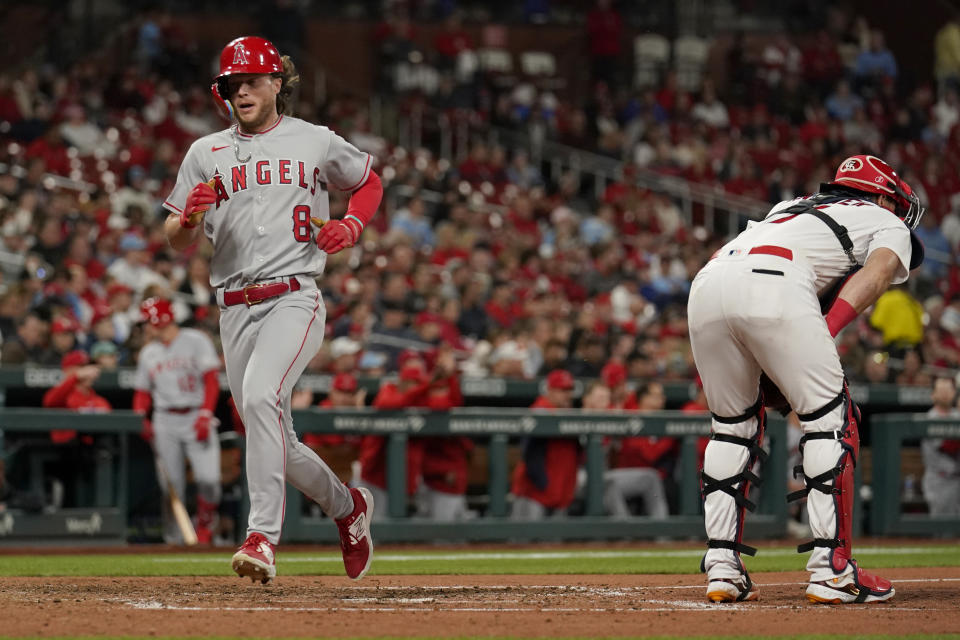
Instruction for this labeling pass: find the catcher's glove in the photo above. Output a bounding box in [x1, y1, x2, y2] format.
[759, 372, 792, 417]
[180, 180, 217, 229]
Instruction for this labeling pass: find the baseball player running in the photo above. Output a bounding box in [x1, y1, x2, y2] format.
[687, 155, 924, 604]
[162, 36, 378, 583]
[133, 297, 222, 544]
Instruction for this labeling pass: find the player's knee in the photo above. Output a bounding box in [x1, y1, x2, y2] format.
[240, 382, 275, 418]
[802, 439, 844, 477]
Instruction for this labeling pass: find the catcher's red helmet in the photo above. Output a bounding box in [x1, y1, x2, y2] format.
[830, 155, 924, 229]
[140, 297, 174, 327]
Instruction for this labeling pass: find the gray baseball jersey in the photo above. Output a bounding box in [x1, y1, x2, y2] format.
[162, 116, 372, 288]
[133, 328, 220, 409]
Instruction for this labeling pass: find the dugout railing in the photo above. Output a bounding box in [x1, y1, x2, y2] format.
[0, 367, 935, 409]
[870, 413, 960, 536]
[0, 406, 791, 543]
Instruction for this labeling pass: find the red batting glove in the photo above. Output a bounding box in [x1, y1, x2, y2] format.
[180, 182, 216, 229]
[141, 418, 154, 443]
[194, 410, 213, 442]
[315, 219, 361, 254]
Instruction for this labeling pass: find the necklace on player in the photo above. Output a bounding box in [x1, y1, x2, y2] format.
[232, 125, 251, 163]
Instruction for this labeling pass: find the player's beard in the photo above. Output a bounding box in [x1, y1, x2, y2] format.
[236, 99, 279, 134]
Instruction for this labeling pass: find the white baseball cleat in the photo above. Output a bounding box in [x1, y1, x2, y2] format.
[706, 576, 759, 603]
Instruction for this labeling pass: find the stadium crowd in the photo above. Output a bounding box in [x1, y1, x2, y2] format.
[1, 4, 959, 522]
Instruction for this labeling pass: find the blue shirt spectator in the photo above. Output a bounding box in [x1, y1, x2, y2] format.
[855, 31, 898, 79]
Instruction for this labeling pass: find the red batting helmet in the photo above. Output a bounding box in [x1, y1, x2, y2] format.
[140, 297, 174, 327]
[211, 36, 283, 119]
[830, 155, 924, 229]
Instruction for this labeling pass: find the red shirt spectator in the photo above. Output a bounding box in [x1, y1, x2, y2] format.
[420, 352, 472, 495]
[42, 350, 110, 444]
[359, 363, 428, 495]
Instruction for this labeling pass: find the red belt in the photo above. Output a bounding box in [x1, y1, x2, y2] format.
[223, 277, 301, 307]
[161, 407, 195, 414]
[748, 245, 793, 260]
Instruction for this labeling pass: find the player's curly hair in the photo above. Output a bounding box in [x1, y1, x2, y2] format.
[275, 55, 300, 115]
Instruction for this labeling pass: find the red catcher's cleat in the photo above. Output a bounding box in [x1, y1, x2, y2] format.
[335, 487, 374, 580]
[806, 560, 895, 604]
[231, 532, 276, 584]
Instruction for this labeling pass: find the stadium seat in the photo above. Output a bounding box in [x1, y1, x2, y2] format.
[673, 35, 711, 92]
[633, 33, 670, 89]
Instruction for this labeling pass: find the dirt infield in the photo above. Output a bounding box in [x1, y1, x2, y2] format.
[2, 568, 958, 637]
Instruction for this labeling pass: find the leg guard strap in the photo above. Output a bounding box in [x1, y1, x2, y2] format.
[710, 394, 763, 424]
[702, 470, 760, 511]
[797, 537, 842, 553]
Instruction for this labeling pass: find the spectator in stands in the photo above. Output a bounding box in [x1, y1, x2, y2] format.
[896, 348, 933, 387]
[854, 29, 898, 89]
[511, 369, 579, 519]
[603, 381, 672, 518]
[1, 312, 47, 364]
[90, 340, 119, 370]
[42, 350, 110, 444]
[869, 285, 924, 354]
[922, 375, 960, 516]
[825, 80, 863, 121]
[328, 336, 363, 374]
[935, 18, 960, 91]
[390, 195, 435, 249]
[359, 360, 429, 520]
[586, 0, 624, 89]
[862, 349, 892, 384]
[692, 82, 730, 129]
[106, 233, 166, 295]
[39, 317, 79, 366]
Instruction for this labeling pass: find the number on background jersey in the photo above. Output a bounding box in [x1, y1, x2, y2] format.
[292, 205, 312, 242]
[178, 374, 197, 393]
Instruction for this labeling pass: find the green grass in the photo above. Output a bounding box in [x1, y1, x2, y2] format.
[2, 636, 960, 640]
[0, 544, 958, 577]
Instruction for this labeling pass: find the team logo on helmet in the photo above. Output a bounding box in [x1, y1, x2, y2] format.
[233, 44, 249, 66]
[840, 157, 863, 172]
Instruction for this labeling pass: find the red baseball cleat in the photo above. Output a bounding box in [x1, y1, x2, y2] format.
[231, 532, 276, 584]
[335, 487, 374, 580]
[806, 560, 895, 604]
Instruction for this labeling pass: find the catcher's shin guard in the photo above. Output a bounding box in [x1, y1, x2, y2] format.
[788, 381, 860, 579]
[700, 392, 767, 584]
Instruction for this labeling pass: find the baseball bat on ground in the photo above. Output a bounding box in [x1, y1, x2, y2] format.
[152, 447, 198, 547]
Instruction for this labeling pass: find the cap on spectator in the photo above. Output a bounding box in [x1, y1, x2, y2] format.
[415, 311, 443, 326]
[546, 369, 575, 391]
[331, 373, 358, 393]
[51, 317, 78, 335]
[330, 336, 361, 359]
[601, 361, 628, 388]
[91, 341, 119, 359]
[488, 340, 526, 364]
[106, 283, 133, 298]
[61, 350, 90, 369]
[91, 305, 113, 326]
[397, 349, 424, 370]
[399, 363, 427, 383]
[119, 233, 147, 252]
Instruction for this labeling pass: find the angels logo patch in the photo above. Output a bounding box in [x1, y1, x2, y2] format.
[233, 44, 249, 65]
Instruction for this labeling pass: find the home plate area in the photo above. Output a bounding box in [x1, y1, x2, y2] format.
[2, 570, 957, 637]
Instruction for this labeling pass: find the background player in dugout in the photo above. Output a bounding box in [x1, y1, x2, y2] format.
[161, 36, 377, 584]
[687, 154, 924, 605]
[132, 297, 221, 545]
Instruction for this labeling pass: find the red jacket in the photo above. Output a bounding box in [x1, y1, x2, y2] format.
[613, 437, 677, 477]
[359, 381, 429, 494]
[42, 374, 111, 443]
[510, 396, 580, 509]
[420, 375, 472, 494]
